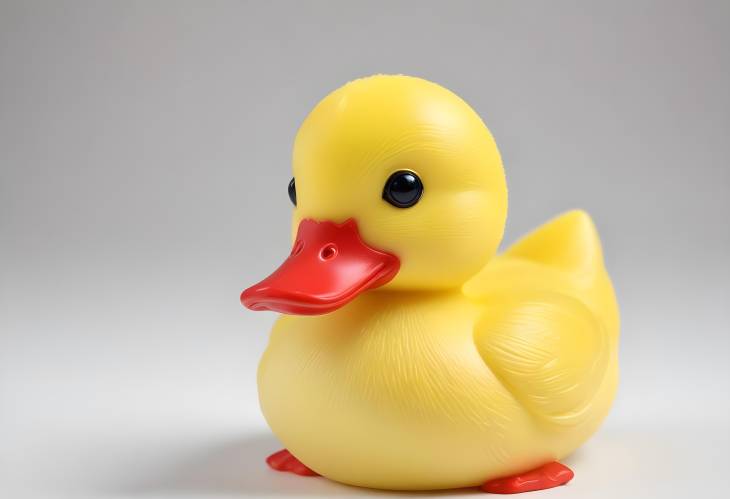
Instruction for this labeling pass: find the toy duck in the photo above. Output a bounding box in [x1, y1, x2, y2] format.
[241, 75, 619, 494]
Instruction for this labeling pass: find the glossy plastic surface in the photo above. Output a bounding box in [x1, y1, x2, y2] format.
[287, 177, 297, 206]
[243, 75, 620, 492]
[241, 218, 399, 315]
[382, 170, 423, 208]
[481, 462, 574, 494]
[266, 449, 319, 477]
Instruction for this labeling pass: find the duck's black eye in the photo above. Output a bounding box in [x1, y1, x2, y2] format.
[382, 170, 423, 208]
[288, 177, 296, 206]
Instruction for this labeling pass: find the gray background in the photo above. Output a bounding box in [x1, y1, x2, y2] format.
[1, 1, 728, 498]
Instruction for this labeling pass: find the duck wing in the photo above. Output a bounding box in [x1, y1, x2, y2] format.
[473, 290, 610, 427]
[468, 210, 617, 427]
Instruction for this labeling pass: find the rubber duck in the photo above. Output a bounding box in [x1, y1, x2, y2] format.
[241, 75, 619, 494]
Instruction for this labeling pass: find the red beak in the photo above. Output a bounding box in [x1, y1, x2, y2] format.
[240, 219, 400, 315]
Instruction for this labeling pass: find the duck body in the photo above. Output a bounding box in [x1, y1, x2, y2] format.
[242, 75, 620, 492]
[258, 211, 618, 490]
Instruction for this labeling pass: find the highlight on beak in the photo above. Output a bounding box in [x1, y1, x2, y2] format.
[241, 219, 400, 315]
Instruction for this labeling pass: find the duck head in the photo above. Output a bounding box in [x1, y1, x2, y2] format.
[241, 75, 507, 315]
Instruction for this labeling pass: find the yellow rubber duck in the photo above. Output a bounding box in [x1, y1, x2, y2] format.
[241, 75, 619, 494]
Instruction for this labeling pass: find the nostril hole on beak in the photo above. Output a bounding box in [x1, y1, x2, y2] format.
[291, 240, 304, 257]
[320, 244, 338, 261]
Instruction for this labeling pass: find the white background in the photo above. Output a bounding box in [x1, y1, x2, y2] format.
[2, 1, 728, 498]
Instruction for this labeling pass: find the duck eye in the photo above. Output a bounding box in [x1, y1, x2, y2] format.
[288, 177, 296, 206]
[382, 170, 423, 208]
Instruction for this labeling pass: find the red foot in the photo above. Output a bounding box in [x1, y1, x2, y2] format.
[481, 462, 573, 494]
[266, 449, 319, 476]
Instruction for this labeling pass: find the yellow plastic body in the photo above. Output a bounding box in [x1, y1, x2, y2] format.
[257, 75, 619, 490]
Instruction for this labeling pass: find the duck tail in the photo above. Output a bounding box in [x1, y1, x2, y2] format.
[503, 209, 604, 275]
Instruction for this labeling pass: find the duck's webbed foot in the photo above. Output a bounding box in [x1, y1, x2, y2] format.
[266, 449, 319, 476]
[481, 461, 573, 494]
